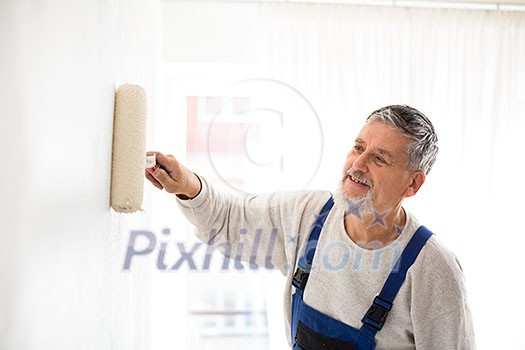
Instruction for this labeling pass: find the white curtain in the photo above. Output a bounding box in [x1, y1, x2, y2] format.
[255, 3, 525, 349]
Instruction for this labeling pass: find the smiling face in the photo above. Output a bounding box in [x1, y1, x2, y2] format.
[340, 120, 425, 213]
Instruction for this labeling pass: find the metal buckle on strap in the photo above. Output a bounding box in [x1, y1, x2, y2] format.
[292, 265, 310, 290]
[362, 296, 393, 332]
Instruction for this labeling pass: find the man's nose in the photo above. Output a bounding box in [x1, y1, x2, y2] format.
[352, 152, 369, 173]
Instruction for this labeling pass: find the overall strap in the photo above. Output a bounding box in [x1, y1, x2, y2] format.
[292, 196, 334, 290]
[361, 225, 433, 337]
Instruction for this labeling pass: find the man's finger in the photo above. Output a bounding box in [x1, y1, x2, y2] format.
[153, 152, 177, 172]
[148, 167, 177, 193]
[145, 170, 164, 190]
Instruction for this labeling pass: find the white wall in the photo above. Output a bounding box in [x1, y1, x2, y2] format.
[0, 0, 159, 349]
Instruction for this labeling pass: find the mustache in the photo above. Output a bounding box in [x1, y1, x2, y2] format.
[345, 167, 373, 187]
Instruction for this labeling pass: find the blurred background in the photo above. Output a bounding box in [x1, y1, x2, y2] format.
[1, 0, 524, 349]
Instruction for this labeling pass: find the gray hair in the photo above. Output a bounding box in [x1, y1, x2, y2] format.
[366, 105, 438, 175]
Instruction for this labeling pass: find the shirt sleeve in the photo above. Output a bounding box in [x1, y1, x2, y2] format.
[410, 239, 477, 349]
[176, 175, 331, 275]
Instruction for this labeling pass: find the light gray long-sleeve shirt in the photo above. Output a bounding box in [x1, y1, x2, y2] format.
[177, 176, 476, 349]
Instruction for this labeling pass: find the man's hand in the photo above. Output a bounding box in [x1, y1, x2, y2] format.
[145, 151, 201, 199]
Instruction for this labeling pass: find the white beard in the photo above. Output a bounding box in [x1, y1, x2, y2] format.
[333, 179, 375, 219]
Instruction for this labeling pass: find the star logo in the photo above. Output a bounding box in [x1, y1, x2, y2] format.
[393, 224, 404, 236]
[368, 209, 390, 229]
[344, 197, 363, 220]
[311, 212, 324, 229]
[287, 233, 298, 244]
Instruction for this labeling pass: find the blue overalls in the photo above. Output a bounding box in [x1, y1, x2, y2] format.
[291, 197, 433, 349]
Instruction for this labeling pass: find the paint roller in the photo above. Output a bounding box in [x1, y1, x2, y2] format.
[110, 83, 149, 213]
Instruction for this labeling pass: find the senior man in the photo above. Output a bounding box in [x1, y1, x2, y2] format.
[145, 105, 476, 349]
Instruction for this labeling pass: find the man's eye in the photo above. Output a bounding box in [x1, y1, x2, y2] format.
[354, 145, 364, 152]
[374, 155, 386, 164]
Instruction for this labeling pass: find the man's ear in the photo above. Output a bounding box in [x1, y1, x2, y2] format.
[403, 171, 426, 198]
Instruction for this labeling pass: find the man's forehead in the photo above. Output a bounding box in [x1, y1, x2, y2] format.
[356, 122, 411, 158]
[355, 137, 394, 159]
